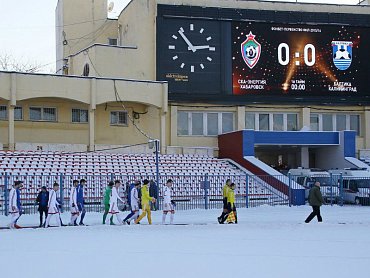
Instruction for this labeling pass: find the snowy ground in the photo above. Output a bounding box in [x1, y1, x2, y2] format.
[1, 205, 370, 278]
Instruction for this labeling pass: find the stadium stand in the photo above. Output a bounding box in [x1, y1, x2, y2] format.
[0, 151, 287, 212]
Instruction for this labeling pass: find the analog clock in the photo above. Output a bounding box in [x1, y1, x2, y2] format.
[167, 23, 217, 73]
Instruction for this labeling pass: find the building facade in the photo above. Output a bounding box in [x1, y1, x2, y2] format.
[1, 0, 370, 168]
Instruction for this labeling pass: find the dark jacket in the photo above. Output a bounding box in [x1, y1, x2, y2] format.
[16, 188, 22, 210]
[308, 185, 324, 207]
[36, 191, 49, 210]
[149, 181, 158, 199]
[77, 184, 84, 205]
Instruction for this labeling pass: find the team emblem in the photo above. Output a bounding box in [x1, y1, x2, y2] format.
[332, 41, 352, 71]
[241, 32, 261, 69]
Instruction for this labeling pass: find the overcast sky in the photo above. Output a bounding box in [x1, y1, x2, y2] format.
[0, 0, 363, 73]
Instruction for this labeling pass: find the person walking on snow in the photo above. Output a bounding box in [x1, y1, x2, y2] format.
[8, 181, 23, 229]
[123, 181, 141, 225]
[36, 186, 49, 227]
[135, 179, 156, 225]
[224, 183, 237, 224]
[102, 181, 114, 225]
[162, 179, 175, 225]
[305, 181, 324, 223]
[108, 180, 125, 225]
[45, 183, 62, 228]
[149, 180, 158, 211]
[218, 179, 231, 223]
[69, 180, 80, 226]
[75, 179, 87, 226]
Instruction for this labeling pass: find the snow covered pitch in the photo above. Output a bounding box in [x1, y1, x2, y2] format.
[1, 205, 369, 278]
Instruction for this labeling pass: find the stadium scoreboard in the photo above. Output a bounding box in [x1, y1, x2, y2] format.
[232, 22, 368, 96]
[156, 5, 370, 104]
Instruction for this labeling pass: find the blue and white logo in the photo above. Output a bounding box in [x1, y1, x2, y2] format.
[332, 41, 352, 71]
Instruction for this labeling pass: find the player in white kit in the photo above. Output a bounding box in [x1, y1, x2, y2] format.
[123, 181, 141, 225]
[69, 180, 80, 226]
[162, 179, 175, 225]
[45, 183, 62, 228]
[8, 181, 23, 229]
[108, 180, 125, 225]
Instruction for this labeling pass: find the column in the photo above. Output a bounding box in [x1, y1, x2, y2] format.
[301, 107, 311, 130]
[88, 108, 95, 151]
[8, 103, 15, 151]
[237, 106, 245, 130]
[364, 108, 370, 149]
[300, 147, 309, 168]
[8, 73, 17, 151]
[170, 105, 178, 146]
[89, 78, 96, 151]
[160, 109, 166, 154]
[161, 82, 168, 153]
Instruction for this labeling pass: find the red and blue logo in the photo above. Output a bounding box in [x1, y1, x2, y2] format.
[241, 32, 261, 69]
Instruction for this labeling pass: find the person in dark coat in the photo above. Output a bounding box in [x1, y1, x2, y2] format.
[305, 181, 324, 223]
[75, 179, 87, 225]
[149, 180, 158, 211]
[36, 186, 49, 227]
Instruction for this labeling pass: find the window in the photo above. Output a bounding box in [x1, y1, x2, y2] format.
[30, 107, 57, 121]
[222, 113, 234, 133]
[322, 114, 333, 131]
[207, 113, 218, 136]
[273, 114, 284, 131]
[287, 114, 298, 131]
[110, 111, 128, 126]
[0, 106, 23, 120]
[72, 109, 88, 123]
[336, 114, 346, 131]
[309, 113, 361, 135]
[14, 107, 23, 120]
[246, 112, 299, 131]
[350, 115, 360, 136]
[0, 106, 6, 120]
[191, 113, 203, 135]
[177, 111, 235, 136]
[259, 114, 270, 131]
[245, 113, 255, 130]
[30, 107, 41, 121]
[108, 38, 118, 46]
[177, 111, 189, 136]
[310, 114, 319, 131]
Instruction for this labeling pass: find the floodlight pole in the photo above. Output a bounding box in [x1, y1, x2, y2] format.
[155, 139, 160, 194]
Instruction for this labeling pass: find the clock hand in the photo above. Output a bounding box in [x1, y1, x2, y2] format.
[178, 30, 195, 52]
[190, 45, 210, 50]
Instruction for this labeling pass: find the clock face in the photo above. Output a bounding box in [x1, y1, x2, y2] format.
[157, 18, 222, 95]
[167, 23, 217, 73]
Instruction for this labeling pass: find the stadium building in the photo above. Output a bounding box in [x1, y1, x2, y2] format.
[1, 0, 370, 171]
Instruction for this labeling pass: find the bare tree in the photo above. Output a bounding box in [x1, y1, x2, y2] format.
[0, 53, 42, 73]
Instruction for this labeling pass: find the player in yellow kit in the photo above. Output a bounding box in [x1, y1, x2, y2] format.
[135, 179, 156, 225]
[218, 179, 231, 224]
[226, 183, 237, 224]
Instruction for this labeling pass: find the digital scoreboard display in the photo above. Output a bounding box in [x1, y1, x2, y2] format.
[232, 22, 370, 96]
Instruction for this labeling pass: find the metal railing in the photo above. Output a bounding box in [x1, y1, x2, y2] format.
[1, 173, 370, 215]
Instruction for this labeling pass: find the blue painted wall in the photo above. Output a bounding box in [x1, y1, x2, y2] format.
[242, 130, 341, 156]
[343, 131, 356, 157]
[254, 131, 340, 145]
[242, 130, 255, 156]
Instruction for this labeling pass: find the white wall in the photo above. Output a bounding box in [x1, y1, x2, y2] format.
[315, 133, 353, 169]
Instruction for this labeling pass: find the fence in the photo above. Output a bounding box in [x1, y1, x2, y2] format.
[1, 173, 370, 216]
